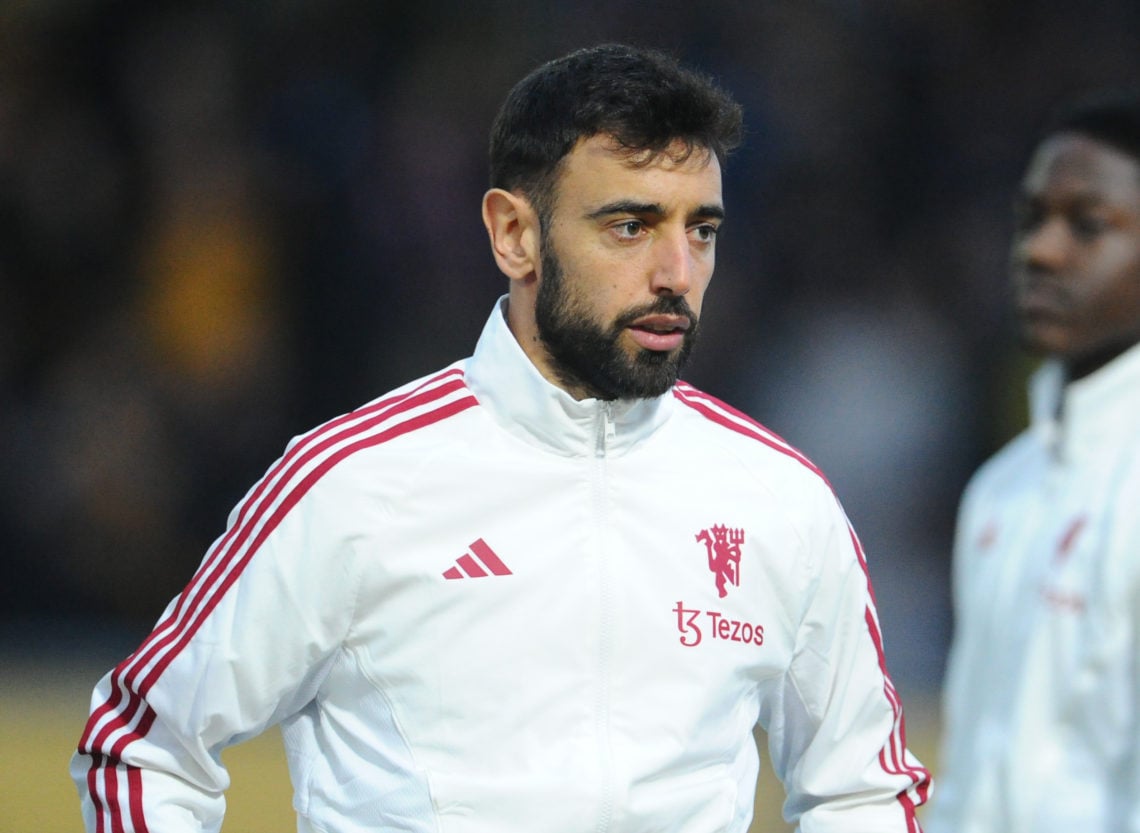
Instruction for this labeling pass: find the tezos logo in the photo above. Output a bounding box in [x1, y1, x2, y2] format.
[674, 601, 764, 648]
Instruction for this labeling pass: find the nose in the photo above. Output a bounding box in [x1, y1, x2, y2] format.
[650, 229, 693, 296]
[1017, 216, 1071, 273]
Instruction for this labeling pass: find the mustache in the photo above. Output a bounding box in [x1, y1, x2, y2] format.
[614, 295, 698, 329]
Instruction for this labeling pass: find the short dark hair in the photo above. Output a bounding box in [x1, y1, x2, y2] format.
[489, 43, 744, 222]
[1039, 89, 1140, 165]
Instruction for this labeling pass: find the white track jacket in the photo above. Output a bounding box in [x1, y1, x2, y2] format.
[73, 298, 930, 833]
[928, 342, 1140, 833]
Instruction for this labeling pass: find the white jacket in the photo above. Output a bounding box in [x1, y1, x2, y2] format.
[73, 298, 929, 833]
[927, 341, 1140, 833]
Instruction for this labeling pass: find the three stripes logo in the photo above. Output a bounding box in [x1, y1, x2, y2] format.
[442, 538, 512, 580]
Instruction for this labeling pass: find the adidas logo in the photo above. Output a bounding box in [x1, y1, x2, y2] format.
[442, 538, 512, 580]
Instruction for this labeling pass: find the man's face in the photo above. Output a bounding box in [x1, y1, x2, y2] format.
[531, 134, 724, 400]
[1011, 133, 1140, 380]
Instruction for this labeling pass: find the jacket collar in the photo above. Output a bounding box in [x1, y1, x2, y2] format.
[464, 297, 674, 457]
[1030, 340, 1140, 461]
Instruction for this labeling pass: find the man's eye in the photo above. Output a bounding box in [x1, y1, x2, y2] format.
[1070, 214, 1106, 240]
[615, 220, 643, 238]
[692, 224, 719, 242]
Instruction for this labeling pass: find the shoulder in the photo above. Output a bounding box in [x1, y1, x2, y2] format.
[290, 361, 478, 456]
[222, 362, 481, 538]
[665, 385, 839, 487]
[670, 381, 835, 500]
[959, 428, 1043, 510]
[267, 362, 480, 501]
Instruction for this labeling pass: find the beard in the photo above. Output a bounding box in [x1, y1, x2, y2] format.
[534, 240, 700, 401]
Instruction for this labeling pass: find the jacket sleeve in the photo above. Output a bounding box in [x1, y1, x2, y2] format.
[764, 488, 931, 833]
[1118, 476, 1140, 833]
[1129, 572, 1140, 833]
[69, 452, 359, 833]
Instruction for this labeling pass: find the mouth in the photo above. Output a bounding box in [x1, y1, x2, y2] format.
[1014, 270, 1072, 316]
[1016, 285, 1069, 321]
[627, 314, 691, 352]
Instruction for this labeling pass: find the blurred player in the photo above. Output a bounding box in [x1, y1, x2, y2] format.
[928, 91, 1140, 832]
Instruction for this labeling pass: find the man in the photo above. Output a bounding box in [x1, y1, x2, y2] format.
[927, 92, 1140, 832]
[72, 44, 929, 832]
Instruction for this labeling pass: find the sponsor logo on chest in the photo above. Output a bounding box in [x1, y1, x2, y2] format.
[673, 601, 764, 647]
[676, 524, 765, 648]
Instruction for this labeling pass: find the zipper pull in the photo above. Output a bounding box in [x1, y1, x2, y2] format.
[596, 402, 616, 455]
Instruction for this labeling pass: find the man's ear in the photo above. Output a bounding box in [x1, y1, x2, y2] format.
[482, 188, 541, 281]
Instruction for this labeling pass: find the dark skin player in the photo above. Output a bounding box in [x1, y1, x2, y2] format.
[1012, 132, 1140, 381]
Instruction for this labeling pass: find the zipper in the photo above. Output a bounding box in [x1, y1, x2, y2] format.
[592, 401, 614, 831]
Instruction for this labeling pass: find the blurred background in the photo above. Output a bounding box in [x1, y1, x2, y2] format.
[2, 0, 1138, 830]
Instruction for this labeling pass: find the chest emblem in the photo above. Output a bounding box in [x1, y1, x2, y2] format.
[695, 524, 744, 598]
[1053, 515, 1087, 566]
[976, 520, 998, 552]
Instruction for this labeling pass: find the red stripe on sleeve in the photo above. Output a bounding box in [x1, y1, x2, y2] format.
[88, 755, 106, 833]
[674, 382, 931, 826]
[78, 368, 476, 829]
[78, 372, 465, 755]
[82, 372, 470, 757]
[127, 766, 150, 833]
[105, 764, 122, 833]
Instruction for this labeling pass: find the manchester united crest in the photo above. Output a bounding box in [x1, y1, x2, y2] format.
[695, 524, 744, 598]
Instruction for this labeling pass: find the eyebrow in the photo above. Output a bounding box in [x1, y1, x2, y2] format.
[585, 199, 726, 222]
